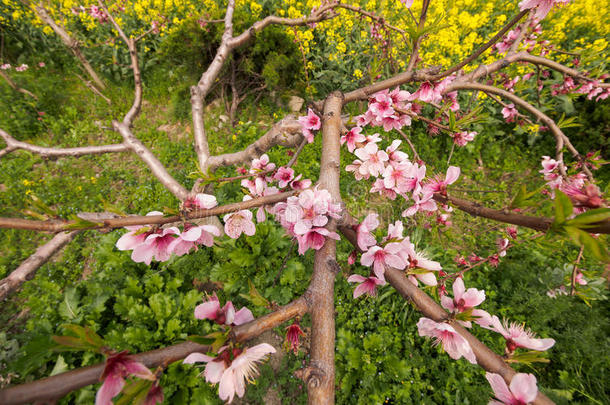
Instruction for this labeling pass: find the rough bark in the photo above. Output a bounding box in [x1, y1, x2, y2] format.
[304, 91, 343, 404]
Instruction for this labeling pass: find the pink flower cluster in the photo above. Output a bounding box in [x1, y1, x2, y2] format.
[551, 76, 610, 101]
[539, 156, 606, 212]
[417, 276, 554, 366]
[348, 217, 444, 298]
[355, 88, 414, 132]
[184, 344, 275, 403]
[116, 198, 223, 264]
[15, 64, 28, 72]
[274, 187, 342, 254]
[298, 108, 321, 143]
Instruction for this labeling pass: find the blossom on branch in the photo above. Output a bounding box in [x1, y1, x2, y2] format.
[416, 318, 477, 364]
[347, 274, 386, 298]
[486, 372, 538, 405]
[183, 344, 275, 403]
[440, 278, 491, 328]
[194, 293, 254, 326]
[481, 315, 555, 353]
[223, 210, 256, 239]
[96, 351, 155, 405]
[298, 108, 321, 143]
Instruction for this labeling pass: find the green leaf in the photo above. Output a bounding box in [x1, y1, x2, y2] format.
[186, 335, 216, 345]
[554, 191, 573, 225]
[566, 208, 610, 226]
[239, 280, 269, 307]
[58, 288, 80, 320]
[507, 350, 550, 365]
[564, 226, 609, 262]
[49, 355, 69, 376]
[115, 379, 153, 405]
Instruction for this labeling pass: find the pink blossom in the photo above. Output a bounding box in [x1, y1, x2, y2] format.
[369, 92, 395, 119]
[412, 81, 442, 104]
[519, 0, 571, 20]
[144, 382, 164, 405]
[347, 274, 386, 298]
[96, 351, 155, 405]
[194, 293, 254, 326]
[361, 244, 406, 280]
[354, 142, 389, 177]
[497, 238, 510, 257]
[400, 0, 414, 7]
[416, 318, 477, 364]
[382, 162, 411, 192]
[184, 344, 275, 403]
[273, 167, 295, 188]
[169, 223, 221, 255]
[502, 104, 519, 122]
[15, 64, 28, 72]
[574, 271, 587, 285]
[289, 174, 312, 190]
[184, 193, 218, 210]
[223, 210, 256, 239]
[298, 109, 321, 143]
[131, 227, 180, 264]
[340, 126, 366, 153]
[401, 241, 442, 286]
[440, 278, 490, 327]
[402, 191, 437, 217]
[401, 163, 427, 193]
[356, 212, 380, 251]
[481, 316, 555, 352]
[486, 372, 538, 405]
[370, 178, 398, 199]
[506, 226, 518, 239]
[296, 227, 340, 254]
[348, 250, 358, 265]
[450, 131, 476, 146]
[0, 64, 10, 70]
[386, 139, 409, 164]
[561, 183, 604, 210]
[424, 166, 460, 195]
[38, 62, 46, 68]
[250, 153, 276, 173]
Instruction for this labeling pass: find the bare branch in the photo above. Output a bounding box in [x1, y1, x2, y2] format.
[0, 128, 128, 158]
[405, 0, 430, 73]
[0, 191, 297, 232]
[98, 1, 142, 126]
[204, 116, 304, 173]
[0, 297, 308, 405]
[430, 9, 529, 80]
[304, 91, 343, 404]
[0, 231, 79, 301]
[338, 222, 555, 405]
[433, 193, 610, 234]
[0, 70, 38, 100]
[74, 73, 111, 104]
[32, 3, 106, 90]
[447, 81, 593, 180]
[113, 121, 189, 200]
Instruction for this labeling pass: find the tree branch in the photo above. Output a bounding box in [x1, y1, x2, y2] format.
[0, 231, 79, 301]
[0, 70, 38, 100]
[303, 91, 343, 404]
[447, 81, 593, 180]
[204, 116, 304, 173]
[0, 191, 296, 232]
[433, 193, 610, 234]
[0, 297, 308, 405]
[113, 121, 189, 201]
[430, 9, 529, 80]
[0, 128, 128, 158]
[337, 222, 555, 405]
[32, 3, 106, 90]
